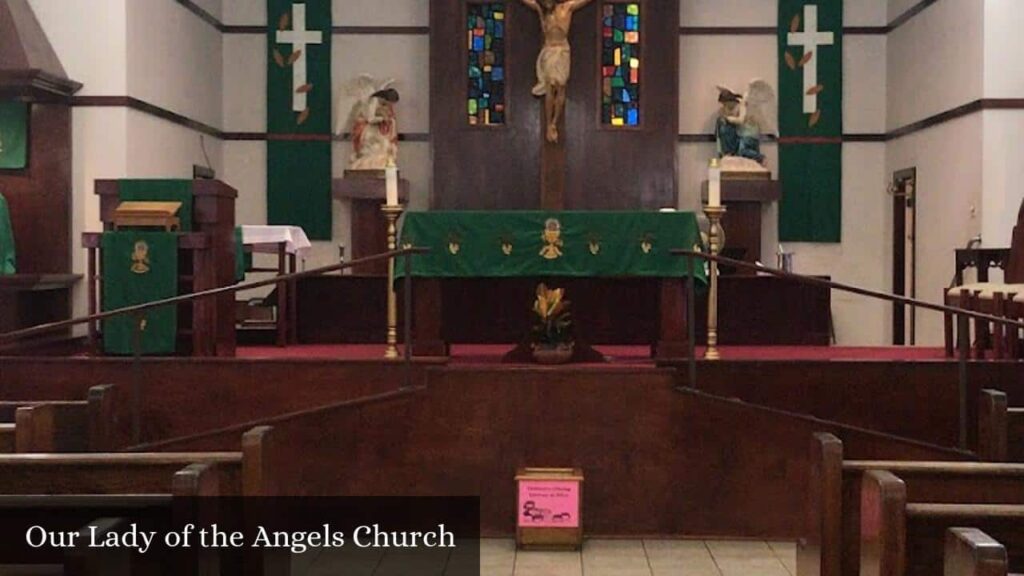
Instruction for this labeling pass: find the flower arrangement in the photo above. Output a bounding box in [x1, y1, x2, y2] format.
[531, 283, 574, 357]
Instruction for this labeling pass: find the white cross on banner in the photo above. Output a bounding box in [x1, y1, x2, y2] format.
[276, 3, 323, 112]
[787, 5, 834, 114]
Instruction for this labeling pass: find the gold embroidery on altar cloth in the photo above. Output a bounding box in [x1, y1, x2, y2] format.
[131, 240, 151, 274]
[640, 233, 654, 254]
[540, 219, 563, 260]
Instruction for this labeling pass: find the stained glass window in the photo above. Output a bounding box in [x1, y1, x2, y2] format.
[467, 3, 506, 126]
[601, 2, 641, 127]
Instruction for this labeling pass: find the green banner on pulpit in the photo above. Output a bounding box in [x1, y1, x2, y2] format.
[0, 102, 27, 170]
[398, 211, 707, 282]
[0, 192, 15, 274]
[778, 0, 843, 242]
[101, 232, 178, 355]
[266, 0, 332, 240]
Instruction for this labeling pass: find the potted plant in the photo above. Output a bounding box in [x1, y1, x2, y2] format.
[531, 283, 574, 364]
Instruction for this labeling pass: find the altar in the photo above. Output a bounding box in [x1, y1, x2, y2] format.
[398, 211, 706, 360]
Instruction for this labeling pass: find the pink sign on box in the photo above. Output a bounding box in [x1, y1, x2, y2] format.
[518, 480, 580, 528]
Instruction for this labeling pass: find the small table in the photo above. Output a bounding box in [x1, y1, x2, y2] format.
[398, 211, 707, 360]
[240, 225, 312, 346]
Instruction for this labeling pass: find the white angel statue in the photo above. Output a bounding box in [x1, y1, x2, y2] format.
[336, 74, 400, 170]
[714, 79, 776, 166]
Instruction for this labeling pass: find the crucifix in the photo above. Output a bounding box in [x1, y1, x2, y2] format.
[276, 3, 324, 113]
[520, 0, 593, 210]
[787, 4, 834, 114]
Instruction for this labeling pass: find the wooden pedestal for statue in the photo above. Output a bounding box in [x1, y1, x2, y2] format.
[89, 179, 238, 357]
[702, 178, 781, 273]
[333, 171, 409, 275]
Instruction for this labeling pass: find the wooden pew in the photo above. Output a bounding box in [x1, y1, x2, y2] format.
[944, 528, 1015, 576]
[798, 432, 1024, 576]
[977, 389, 1024, 462]
[0, 452, 243, 495]
[0, 422, 13, 453]
[0, 462, 226, 574]
[0, 385, 118, 453]
[15, 401, 88, 452]
[860, 469, 1024, 576]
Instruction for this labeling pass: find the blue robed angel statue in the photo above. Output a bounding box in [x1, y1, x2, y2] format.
[714, 79, 776, 166]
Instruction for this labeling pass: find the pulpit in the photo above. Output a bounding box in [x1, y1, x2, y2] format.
[702, 177, 781, 272]
[84, 179, 238, 357]
[333, 171, 409, 275]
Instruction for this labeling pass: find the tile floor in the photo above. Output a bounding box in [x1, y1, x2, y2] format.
[295, 538, 797, 575]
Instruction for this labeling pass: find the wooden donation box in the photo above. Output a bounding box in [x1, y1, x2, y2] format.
[702, 173, 781, 272]
[333, 170, 409, 275]
[516, 468, 583, 550]
[84, 179, 237, 357]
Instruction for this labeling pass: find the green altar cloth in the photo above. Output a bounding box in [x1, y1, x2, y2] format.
[118, 179, 194, 232]
[102, 231, 178, 355]
[0, 192, 15, 274]
[398, 211, 707, 282]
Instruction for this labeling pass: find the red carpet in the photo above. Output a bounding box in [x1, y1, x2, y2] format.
[236, 344, 949, 363]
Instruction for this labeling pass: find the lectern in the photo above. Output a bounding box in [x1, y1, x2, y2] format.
[85, 179, 238, 357]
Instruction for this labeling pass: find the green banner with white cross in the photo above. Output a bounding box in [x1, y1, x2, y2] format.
[778, 0, 843, 243]
[266, 0, 333, 240]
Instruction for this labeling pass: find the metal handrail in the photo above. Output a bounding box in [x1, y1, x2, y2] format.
[673, 248, 1023, 452]
[0, 247, 430, 344]
[672, 249, 1024, 330]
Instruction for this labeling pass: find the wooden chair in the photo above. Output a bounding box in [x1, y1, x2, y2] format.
[945, 200, 1024, 359]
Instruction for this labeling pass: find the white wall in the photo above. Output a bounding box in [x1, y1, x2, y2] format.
[221, 0, 431, 271]
[31, 0, 224, 322]
[980, 0, 1024, 252]
[33, 0, 1024, 347]
[679, 0, 891, 345]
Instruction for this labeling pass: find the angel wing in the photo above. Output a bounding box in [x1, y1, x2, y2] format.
[743, 79, 777, 134]
[335, 75, 396, 134]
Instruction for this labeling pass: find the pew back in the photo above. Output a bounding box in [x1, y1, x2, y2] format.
[0, 453, 242, 495]
[944, 528, 1011, 576]
[800, 432, 1024, 576]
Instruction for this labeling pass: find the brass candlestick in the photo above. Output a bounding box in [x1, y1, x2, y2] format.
[703, 205, 726, 360]
[382, 204, 404, 359]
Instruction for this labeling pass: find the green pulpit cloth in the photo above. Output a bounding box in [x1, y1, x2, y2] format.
[0, 102, 28, 170]
[398, 211, 707, 283]
[118, 180, 194, 231]
[0, 192, 14, 274]
[101, 232, 178, 355]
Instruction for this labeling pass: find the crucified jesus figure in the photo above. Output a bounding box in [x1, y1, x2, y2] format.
[521, 0, 593, 144]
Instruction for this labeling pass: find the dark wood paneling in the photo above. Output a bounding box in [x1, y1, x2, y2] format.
[295, 275, 829, 346]
[689, 361, 1024, 450]
[210, 371, 967, 537]
[430, 0, 541, 209]
[430, 0, 678, 209]
[0, 103, 72, 274]
[0, 357, 427, 449]
[565, 0, 678, 209]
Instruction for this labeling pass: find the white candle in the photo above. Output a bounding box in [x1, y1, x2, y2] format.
[708, 158, 722, 208]
[385, 160, 399, 206]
